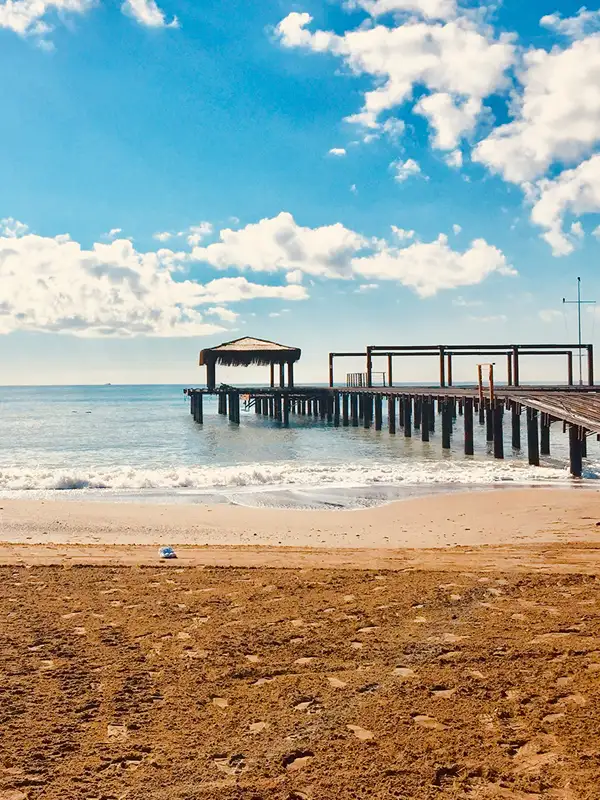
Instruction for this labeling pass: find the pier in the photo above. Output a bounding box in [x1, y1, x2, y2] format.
[185, 337, 600, 478]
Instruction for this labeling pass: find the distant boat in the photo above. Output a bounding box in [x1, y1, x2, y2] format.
[104, 383, 112, 386]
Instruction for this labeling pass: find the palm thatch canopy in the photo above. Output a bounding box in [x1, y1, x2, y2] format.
[200, 337, 301, 368]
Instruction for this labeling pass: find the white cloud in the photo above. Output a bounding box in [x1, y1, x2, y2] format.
[120, 0, 178, 28]
[276, 11, 514, 148]
[350, 183, 358, 194]
[391, 158, 421, 182]
[593, 224, 600, 239]
[0, 217, 29, 238]
[539, 309, 563, 323]
[0, 221, 307, 338]
[286, 269, 304, 284]
[355, 283, 379, 292]
[269, 312, 281, 318]
[391, 226, 415, 240]
[351, 0, 457, 20]
[529, 153, 600, 256]
[153, 231, 172, 242]
[452, 223, 461, 234]
[186, 221, 213, 247]
[352, 233, 515, 297]
[474, 36, 600, 184]
[445, 149, 463, 168]
[107, 228, 123, 239]
[540, 7, 600, 40]
[193, 212, 513, 298]
[0, 0, 93, 36]
[192, 211, 369, 279]
[328, 147, 347, 156]
[205, 307, 239, 323]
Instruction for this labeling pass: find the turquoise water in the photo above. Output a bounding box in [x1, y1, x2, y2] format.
[0, 384, 597, 507]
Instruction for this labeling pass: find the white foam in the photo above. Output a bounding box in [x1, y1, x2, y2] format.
[0, 457, 592, 494]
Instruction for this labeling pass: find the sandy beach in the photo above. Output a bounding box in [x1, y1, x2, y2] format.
[2, 488, 600, 799]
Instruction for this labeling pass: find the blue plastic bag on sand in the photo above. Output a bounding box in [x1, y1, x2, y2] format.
[159, 546, 177, 559]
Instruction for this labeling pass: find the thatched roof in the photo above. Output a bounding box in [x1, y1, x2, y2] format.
[199, 337, 301, 367]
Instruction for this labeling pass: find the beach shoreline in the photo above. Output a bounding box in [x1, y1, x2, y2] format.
[1, 487, 599, 552]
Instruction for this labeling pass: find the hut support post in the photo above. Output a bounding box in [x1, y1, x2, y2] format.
[207, 362, 216, 391]
[568, 352, 574, 386]
[447, 354, 453, 387]
[387, 354, 393, 387]
[588, 345, 594, 386]
[329, 353, 334, 388]
[527, 408, 540, 466]
[288, 361, 294, 388]
[366, 349, 373, 388]
[439, 347, 446, 388]
[512, 346, 520, 387]
[270, 364, 275, 389]
[464, 397, 474, 455]
[569, 426, 583, 477]
[279, 363, 285, 388]
[507, 353, 513, 386]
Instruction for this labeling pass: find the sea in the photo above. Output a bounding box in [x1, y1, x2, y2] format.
[0, 384, 597, 509]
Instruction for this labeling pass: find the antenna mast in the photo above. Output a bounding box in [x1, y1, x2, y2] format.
[563, 277, 596, 385]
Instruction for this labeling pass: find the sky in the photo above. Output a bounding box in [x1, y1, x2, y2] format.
[1, 0, 600, 385]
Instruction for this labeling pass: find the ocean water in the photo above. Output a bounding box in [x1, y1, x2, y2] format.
[0, 384, 598, 509]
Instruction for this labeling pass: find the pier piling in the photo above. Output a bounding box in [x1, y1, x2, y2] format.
[421, 399, 430, 442]
[404, 397, 412, 438]
[342, 394, 349, 427]
[527, 409, 540, 466]
[493, 403, 504, 459]
[442, 401, 451, 450]
[464, 397, 474, 455]
[388, 397, 396, 434]
[511, 404, 521, 450]
[374, 395, 382, 431]
[569, 426, 583, 477]
[540, 416, 551, 456]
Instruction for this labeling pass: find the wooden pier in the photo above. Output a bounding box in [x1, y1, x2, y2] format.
[185, 337, 600, 478]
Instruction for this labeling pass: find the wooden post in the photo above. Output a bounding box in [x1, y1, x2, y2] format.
[582, 430, 588, 458]
[442, 401, 451, 449]
[388, 396, 396, 434]
[207, 361, 216, 391]
[447, 354, 453, 387]
[333, 392, 340, 427]
[363, 394, 372, 429]
[374, 395, 382, 431]
[429, 399, 435, 433]
[512, 346, 520, 387]
[478, 400, 485, 425]
[493, 403, 504, 459]
[283, 395, 290, 427]
[351, 394, 358, 427]
[507, 353, 513, 387]
[195, 394, 204, 424]
[268, 397, 274, 418]
[321, 396, 327, 420]
[486, 403, 494, 443]
[527, 408, 539, 466]
[588, 345, 594, 387]
[254, 397, 261, 414]
[230, 392, 240, 424]
[329, 353, 334, 387]
[540, 416, 550, 456]
[511, 404, 521, 450]
[464, 397, 474, 455]
[398, 396, 405, 428]
[342, 394, 349, 426]
[458, 399, 463, 417]
[279, 363, 285, 388]
[326, 395, 333, 423]
[358, 393, 364, 420]
[567, 352, 574, 386]
[421, 399, 430, 442]
[366, 349, 373, 388]
[569, 426, 583, 477]
[288, 361, 294, 389]
[414, 399, 422, 430]
[270, 363, 275, 388]
[388, 354, 393, 388]
[404, 397, 412, 438]
[439, 347, 446, 387]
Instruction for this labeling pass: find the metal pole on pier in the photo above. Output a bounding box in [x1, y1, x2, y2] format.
[563, 277, 595, 386]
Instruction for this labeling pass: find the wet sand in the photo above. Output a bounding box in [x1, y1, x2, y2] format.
[1, 487, 599, 550]
[1, 489, 600, 798]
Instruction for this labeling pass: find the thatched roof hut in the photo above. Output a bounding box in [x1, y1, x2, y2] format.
[199, 337, 301, 389]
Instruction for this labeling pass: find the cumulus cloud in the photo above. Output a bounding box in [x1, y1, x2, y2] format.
[474, 36, 600, 184]
[452, 223, 461, 234]
[0, 222, 306, 338]
[185, 221, 213, 246]
[352, 233, 514, 297]
[0, 0, 177, 42]
[529, 153, 600, 255]
[354, 283, 379, 292]
[328, 147, 347, 156]
[205, 307, 239, 322]
[120, 0, 178, 28]
[193, 212, 514, 298]
[350, 0, 457, 20]
[445, 149, 463, 168]
[276, 11, 514, 149]
[192, 212, 370, 279]
[540, 7, 600, 40]
[391, 158, 421, 182]
[153, 231, 172, 242]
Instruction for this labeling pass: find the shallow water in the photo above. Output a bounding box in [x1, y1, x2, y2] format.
[0, 384, 597, 508]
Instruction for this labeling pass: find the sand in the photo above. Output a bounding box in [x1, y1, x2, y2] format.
[2, 488, 600, 799]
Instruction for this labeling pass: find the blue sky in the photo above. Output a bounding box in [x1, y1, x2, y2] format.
[1, 0, 600, 385]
